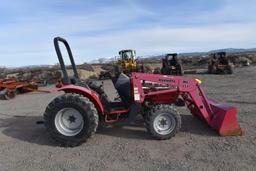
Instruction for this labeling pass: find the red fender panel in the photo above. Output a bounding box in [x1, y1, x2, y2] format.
[57, 85, 104, 114]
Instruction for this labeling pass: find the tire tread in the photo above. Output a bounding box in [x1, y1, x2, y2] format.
[43, 93, 98, 147]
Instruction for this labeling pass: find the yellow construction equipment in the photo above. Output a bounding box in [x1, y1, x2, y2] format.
[115, 49, 143, 75]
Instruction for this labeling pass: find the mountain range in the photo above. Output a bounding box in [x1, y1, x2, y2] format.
[90, 48, 256, 63]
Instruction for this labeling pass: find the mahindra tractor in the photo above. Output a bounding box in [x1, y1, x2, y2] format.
[43, 37, 242, 147]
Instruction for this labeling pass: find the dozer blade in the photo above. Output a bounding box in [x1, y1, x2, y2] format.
[208, 99, 243, 136]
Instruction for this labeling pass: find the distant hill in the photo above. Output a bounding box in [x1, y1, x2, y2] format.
[209, 48, 256, 54]
[89, 48, 256, 64]
[140, 48, 256, 61]
[165, 48, 256, 58]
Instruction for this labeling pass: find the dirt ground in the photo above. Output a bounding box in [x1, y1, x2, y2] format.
[0, 66, 255, 171]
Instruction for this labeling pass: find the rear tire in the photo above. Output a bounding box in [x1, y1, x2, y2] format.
[227, 65, 234, 74]
[161, 67, 169, 75]
[145, 105, 181, 140]
[177, 64, 184, 76]
[0, 89, 15, 100]
[44, 93, 98, 147]
[208, 65, 216, 74]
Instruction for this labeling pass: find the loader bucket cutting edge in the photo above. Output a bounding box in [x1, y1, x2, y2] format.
[208, 99, 243, 136]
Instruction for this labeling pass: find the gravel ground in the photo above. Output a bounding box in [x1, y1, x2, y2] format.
[0, 66, 256, 171]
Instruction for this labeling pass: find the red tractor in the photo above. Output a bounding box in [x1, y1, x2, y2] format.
[44, 37, 242, 147]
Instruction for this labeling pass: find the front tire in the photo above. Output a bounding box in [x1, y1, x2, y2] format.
[44, 93, 98, 147]
[145, 105, 181, 140]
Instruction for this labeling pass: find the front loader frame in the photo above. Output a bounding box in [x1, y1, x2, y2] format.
[130, 73, 242, 136]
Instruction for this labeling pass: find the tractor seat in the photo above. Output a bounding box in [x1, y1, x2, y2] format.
[114, 73, 133, 106]
[87, 75, 132, 112]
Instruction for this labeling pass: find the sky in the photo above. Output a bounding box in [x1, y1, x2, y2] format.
[0, 0, 255, 67]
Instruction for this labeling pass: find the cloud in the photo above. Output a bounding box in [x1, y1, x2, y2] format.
[0, 0, 255, 66]
[72, 23, 256, 57]
[0, 3, 151, 66]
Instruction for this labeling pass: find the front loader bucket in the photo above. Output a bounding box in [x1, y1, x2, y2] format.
[208, 99, 243, 136]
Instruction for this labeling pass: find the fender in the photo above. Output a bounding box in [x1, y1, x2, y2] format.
[57, 85, 104, 114]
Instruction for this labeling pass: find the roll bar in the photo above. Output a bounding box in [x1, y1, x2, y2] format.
[54, 37, 80, 85]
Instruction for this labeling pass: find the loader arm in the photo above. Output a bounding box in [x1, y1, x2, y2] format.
[131, 73, 242, 136]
